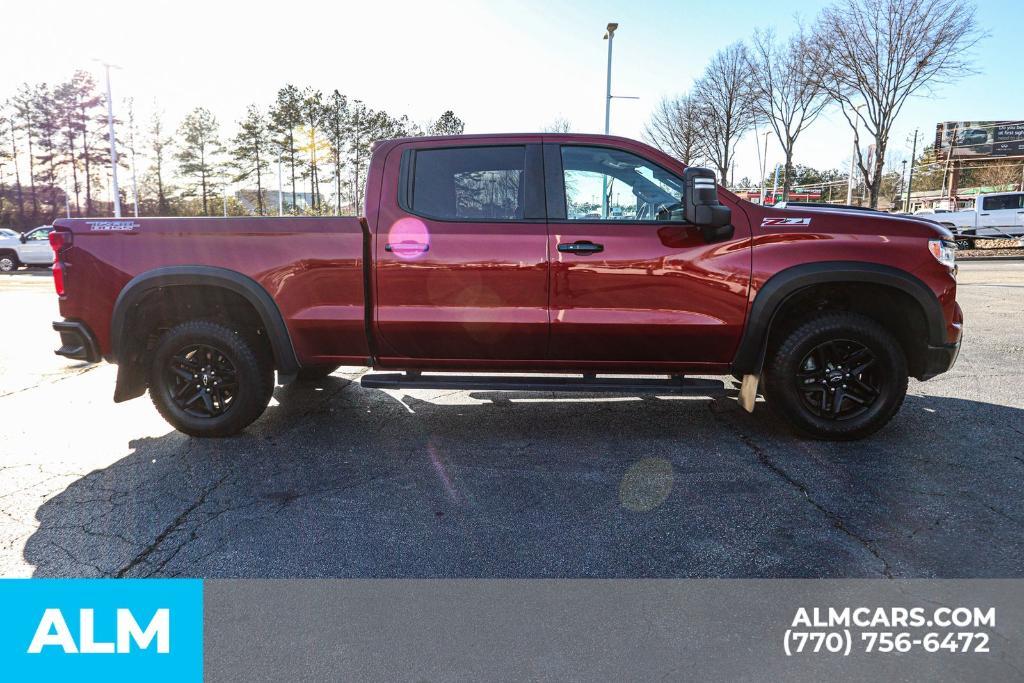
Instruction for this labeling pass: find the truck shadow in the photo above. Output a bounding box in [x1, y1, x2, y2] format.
[23, 376, 1024, 578]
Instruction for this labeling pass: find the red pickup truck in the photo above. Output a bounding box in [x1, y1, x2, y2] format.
[49, 133, 962, 440]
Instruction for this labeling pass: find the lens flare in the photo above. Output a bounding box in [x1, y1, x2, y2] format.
[387, 217, 430, 260]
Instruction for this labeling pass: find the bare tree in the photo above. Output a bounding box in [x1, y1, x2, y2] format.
[692, 42, 755, 183]
[643, 95, 703, 165]
[747, 27, 828, 201]
[542, 117, 572, 134]
[811, 0, 983, 208]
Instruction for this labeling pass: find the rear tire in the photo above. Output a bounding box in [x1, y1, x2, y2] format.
[148, 320, 274, 437]
[763, 312, 908, 441]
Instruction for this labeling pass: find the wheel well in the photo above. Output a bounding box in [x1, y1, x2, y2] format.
[0, 248, 19, 259]
[117, 285, 274, 399]
[766, 283, 930, 378]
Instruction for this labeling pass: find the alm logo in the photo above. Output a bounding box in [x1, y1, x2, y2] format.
[28, 608, 170, 654]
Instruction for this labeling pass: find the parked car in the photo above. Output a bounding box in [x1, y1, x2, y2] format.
[0, 225, 55, 272]
[48, 133, 961, 441]
[930, 192, 1024, 248]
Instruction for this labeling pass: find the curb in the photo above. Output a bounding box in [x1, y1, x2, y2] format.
[958, 255, 1024, 262]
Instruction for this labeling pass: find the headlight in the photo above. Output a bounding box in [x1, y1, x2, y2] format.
[928, 239, 956, 269]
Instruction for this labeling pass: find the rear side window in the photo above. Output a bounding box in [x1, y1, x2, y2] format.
[982, 194, 1023, 211]
[412, 146, 526, 220]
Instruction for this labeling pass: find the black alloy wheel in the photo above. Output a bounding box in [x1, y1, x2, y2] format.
[148, 320, 274, 437]
[796, 340, 880, 421]
[764, 312, 908, 440]
[165, 343, 239, 418]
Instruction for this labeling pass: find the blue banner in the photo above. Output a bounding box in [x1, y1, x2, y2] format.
[0, 579, 202, 682]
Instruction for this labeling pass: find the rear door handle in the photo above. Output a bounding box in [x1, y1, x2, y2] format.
[385, 241, 429, 253]
[557, 241, 604, 254]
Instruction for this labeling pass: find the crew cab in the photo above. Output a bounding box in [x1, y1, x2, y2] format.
[933, 191, 1024, 248]
[48, 134, 962, 440]
[0, 225, 55, 272]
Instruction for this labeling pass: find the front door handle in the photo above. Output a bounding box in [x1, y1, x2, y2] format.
[557, 241, 604, 254]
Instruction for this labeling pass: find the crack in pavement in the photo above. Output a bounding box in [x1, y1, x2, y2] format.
[0, 364, 101, 399]
[708, 401, 895, 579]
[113, 473, 230, 578]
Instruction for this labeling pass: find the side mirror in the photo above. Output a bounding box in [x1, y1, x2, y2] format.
[19, 233, 27, 244]
[683, 167, 734, 242]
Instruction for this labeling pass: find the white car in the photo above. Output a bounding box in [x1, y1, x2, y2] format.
[0, 225, 56, 272]
[933, 192, 1024, 248]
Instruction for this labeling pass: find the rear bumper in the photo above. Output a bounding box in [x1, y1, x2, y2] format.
[53, 320, 101, 363]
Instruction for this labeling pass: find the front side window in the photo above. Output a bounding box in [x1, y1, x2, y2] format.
[28, 228, 53, 241]
[561, 146, 684, 221]
[982, 194, 1023, 211]
[412, 146, 526, 220]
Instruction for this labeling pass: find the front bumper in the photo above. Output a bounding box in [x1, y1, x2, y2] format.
[53, 320, 101, 363]
[920, 340, 961, 380]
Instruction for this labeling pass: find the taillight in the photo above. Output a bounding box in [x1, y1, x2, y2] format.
[49, 230, 72, 296]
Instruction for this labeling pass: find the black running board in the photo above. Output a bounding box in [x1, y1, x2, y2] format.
[360, 373, 732, 396]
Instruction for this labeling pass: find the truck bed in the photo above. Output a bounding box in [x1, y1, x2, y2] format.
[53, 216, 370, 365]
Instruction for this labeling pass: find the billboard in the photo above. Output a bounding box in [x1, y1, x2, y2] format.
[934, 121, 1024, 158]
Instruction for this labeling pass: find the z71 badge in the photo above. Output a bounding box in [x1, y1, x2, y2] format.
[761, 217, 812, 227]
[86, 220, 140, 232]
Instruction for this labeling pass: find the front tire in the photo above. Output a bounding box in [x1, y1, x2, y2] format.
[148, 320, 274, 437]
[764, 312, 908, 440]
[0, 253, 18, 272]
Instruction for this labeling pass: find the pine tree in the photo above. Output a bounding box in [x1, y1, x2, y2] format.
[175, 107, 221, 215]
[428, 110, 465, 136]
[299, 88, 327, 212]
[33, 84, 62, 219]
[231, 105, 271, 215]
[3, 102, 24, 225]
[323, 90, 348, 214]
[148, 109, 172, 214]
[269, 84, 303, 213]
[11, 84, 39, 220]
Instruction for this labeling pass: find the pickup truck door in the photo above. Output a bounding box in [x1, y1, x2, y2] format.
[19, 227, 54, 264]
[373, 141, 549, 361]
[545, 144, 751, 366]
[978, 193, 1024, 235]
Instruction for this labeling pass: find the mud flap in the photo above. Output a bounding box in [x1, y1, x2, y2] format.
[739, 374, 759, 413]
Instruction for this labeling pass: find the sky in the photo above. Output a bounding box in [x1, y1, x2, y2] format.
[1, 0, 1020, 187]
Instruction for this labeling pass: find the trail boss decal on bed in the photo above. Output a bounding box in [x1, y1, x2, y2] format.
[761, 217, 813, 227]
[86, 220, 140, 232]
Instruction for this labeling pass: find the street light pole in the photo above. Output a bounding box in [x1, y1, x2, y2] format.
[602, 22, 618, 219]
[905, 128, 919, 213]
[604, 23, 617, 135]
[100, 62, 122, 218]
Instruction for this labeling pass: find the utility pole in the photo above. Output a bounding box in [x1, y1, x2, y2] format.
[905, 128, 918, 212]
[602, 22, 617, 219]
[277, 157, 284, 216]
[99, 62, 122, 217]
[900, 160, 907, 211]
[760, 132, 770, 204]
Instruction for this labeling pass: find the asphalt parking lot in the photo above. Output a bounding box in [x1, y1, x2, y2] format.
[1, 263, 1022, 579]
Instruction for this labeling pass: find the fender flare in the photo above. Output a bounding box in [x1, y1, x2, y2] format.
[731, 261, 946, 376]
[111, 266, 299, 400]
